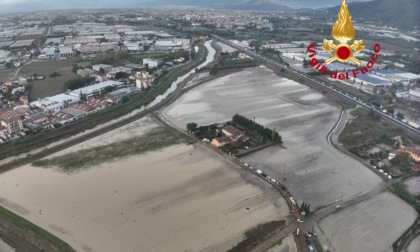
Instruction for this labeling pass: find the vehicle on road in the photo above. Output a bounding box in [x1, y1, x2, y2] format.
[297, 219, 304, 223]
[336, 205, 341, 209]
[256, 169, 262, 174]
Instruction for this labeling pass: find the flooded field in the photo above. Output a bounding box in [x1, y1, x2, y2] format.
[317, 192, 417, 252]
[0, 143, 289, 252]
[0, 238, 15, 252]
[162, 66, 382, 209]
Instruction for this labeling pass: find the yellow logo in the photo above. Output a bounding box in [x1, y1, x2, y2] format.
[322, 0, 365, 65]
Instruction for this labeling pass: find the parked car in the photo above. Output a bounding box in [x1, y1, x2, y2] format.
[297, 219, 304, 223]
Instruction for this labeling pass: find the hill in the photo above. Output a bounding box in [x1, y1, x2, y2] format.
[322, 0, 420, 30]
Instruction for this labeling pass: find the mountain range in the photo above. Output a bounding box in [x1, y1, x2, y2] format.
[322, 0, 420, 30]
[0, 0, 418, 31]
[0, 0, 372, 13]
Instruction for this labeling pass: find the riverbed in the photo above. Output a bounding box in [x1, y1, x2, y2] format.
[0, 144, 289, 252]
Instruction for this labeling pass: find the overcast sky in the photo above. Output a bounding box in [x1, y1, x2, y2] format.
[0, 0, 373, 13]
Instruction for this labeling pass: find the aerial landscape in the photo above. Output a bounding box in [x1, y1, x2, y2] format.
[0, 0, 419, 252]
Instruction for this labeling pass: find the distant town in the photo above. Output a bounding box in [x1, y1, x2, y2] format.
[0, 9, 419, 144]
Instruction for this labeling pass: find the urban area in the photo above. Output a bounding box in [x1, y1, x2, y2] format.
[0, 1, 419, 252]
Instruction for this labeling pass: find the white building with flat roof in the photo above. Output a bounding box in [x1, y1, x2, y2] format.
[69, 80, 123, 98]
[143, 58, 160, 68]
[92, 64, 113, 72]
[30, 94, 80, 113]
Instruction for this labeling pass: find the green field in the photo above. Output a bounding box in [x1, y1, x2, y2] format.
[76, 61, 92, 68]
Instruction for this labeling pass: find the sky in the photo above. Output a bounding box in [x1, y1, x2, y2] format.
[0, 0, 373, 13]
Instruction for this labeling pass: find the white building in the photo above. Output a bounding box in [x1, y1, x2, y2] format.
[143, 58, 160, 68]
[77, 68, 97, 78]
[38, 47, 59, 60]
[69, 80, 123, 98]
[372, 69, 420, 85]
[11, 86, 25, 94]
[92, 64, 113, 72]
[60, 47, 74, 58]
[30, 94, 80, 113]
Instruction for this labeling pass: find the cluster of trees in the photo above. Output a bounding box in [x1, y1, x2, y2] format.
[64, 77, 95, 90]
[232, 114, 281, 143]
[164, 50, 190, 62]
[114, 72, 130, 79]
[389, 183, 420, 209]
[95, 51, 129, 64]
[218, 58, 256, 70]
[390, 152, 412, 172]
[49, 72, 61, 77]
[300, 202, 311, 215]
[186, 122, 198, 132]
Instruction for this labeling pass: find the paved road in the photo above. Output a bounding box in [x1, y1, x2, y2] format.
[211, 34, 420, 138]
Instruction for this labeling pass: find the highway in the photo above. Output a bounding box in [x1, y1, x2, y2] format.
[211, 34, 420, 138]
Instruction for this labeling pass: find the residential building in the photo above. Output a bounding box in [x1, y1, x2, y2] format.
[19, 95, 29, 104]
[1, 116, 23, 134]
[211, 126, 248, 148]
[389, 146, 420, 162]
[211, 136, 232, 148]
[133, 71, 155, 89]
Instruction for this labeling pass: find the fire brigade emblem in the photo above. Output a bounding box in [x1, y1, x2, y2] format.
[322, 0, 365, 65]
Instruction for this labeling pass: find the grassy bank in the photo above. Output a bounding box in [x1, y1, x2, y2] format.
[0, 206, 75, 252]
[33, 126, 191, 170]
[390, 181, 420, 252]
[389, 183, 420, 210]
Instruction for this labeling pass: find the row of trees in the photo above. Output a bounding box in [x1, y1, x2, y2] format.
[232, 114, 282, 143]
[300, 202, 311, 215]
[64, 77, 95, 90]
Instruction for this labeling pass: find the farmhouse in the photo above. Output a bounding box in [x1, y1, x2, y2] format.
[388, 146, 420, 162]
[211, 126, 248, 148]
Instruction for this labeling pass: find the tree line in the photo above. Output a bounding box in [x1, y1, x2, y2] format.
[232, 114, 282, 143]
[64, 77, 95, 90]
